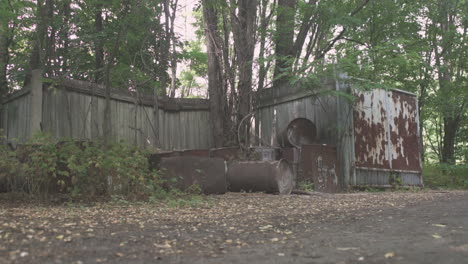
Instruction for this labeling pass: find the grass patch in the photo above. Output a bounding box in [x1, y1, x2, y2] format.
[423, 163, 468, 190]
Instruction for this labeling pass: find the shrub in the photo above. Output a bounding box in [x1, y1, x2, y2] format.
[423, 163, 468, 189]
[1, 133, 162, 200]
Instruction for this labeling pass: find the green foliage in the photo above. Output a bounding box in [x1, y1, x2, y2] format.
[423, 163, 468, 190]
[388, 172, 403, 189]
[181, 40, 208, 78]
[0, 133, 162, 200]
[297, 180, 315, 192]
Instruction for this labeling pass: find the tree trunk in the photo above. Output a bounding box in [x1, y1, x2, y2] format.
[0, 17, 10, 99]
[167, 0, 179, 98]
[94, 6, 104, 84]
[29, 0, 50, 71]
[441, 117, 458, 164]
[230, 0, 257, 144]
[203, 0, 226, 147]
[59, 0, 71, 74]
[435, 0, 464, 164]
[273, 0, 296, 88]
[257, 0, 275, 91]
[45, 0, 55, 77]
[102, 0, 132, 143]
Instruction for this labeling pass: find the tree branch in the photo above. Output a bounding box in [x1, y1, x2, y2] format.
[316, 0, 370, 59]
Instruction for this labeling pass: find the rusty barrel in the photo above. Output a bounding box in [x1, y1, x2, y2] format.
[278, 118, 317, 148]
[227, 159, 294, 195]
[147, 151, 180, 170]
[250, 147, 281, 161]
[159, 156, 227, 194]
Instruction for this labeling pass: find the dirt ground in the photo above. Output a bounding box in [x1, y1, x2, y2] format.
[1, 190, 467, 264]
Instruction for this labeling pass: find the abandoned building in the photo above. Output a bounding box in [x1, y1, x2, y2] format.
[0, 76, 423, 192]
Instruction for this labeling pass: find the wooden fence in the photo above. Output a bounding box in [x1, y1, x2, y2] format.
[0, 79, 214, 150]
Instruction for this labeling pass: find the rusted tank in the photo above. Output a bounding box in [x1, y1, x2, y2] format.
[250, 147, 281, 161]
[278, 118, 317, 148]
[147, 151, 180, 170]
[227, 159, 294, 195]
[209, 147, 241, 161]
[179, 149, 210, 157]
[159, 156, 227, 194]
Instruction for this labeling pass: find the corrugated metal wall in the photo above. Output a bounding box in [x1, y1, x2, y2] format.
[352, 88, 423, 186]
[1, 80, 214, 150]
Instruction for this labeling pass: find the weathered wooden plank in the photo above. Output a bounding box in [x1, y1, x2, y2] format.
[3, 82, 215, 150]
[47, 78, 210, 111]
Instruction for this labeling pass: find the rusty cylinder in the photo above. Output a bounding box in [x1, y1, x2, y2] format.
[227, 159, 294, 195]
[278, 118, 317, 148]
[159, 156, 227, 194]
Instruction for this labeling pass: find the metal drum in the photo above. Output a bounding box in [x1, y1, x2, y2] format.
[159, 156, 227, 194]
[227, 159, 294, 195]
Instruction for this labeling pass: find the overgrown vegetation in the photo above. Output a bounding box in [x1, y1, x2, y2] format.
[423, 163, 468, 190]
[0, 133, 202, 203]
[296, 180, 315, 192]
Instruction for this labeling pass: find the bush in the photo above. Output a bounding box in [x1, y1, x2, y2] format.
[423, 163, 468, 189]
[0, 133, 162, 200]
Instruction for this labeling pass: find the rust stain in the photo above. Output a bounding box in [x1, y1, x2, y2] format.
[354, 90, 421, 172]
[389, 93, 421, 171]
[301, 144, 340, 193]
[353, 90, 390, 169]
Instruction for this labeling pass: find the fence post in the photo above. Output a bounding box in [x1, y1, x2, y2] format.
[30, 69, 43, 136]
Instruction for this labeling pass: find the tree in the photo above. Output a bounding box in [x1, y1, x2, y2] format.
[335, 0, 467, 164]
[0, 0, 16, 99]
[229, 0, 257, 142]
[202, 0, 227, 147]
[272, 0, 296, 88]
[428, 0, 467, 164]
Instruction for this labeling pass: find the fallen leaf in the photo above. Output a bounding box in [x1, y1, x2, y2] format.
[432, 234, 442, 239]
[432, 224, 446, 228]
[337, 247, 359, 251]
[384, 252, 395, 258]
[154, 243, 171, 249]
[56, 235, 64, 240]
[259, 225, 273, 230]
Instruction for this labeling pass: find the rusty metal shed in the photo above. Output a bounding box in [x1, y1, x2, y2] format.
[253, 76, 423, 190]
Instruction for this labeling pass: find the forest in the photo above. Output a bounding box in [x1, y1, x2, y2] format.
[0, 0, 466, 177]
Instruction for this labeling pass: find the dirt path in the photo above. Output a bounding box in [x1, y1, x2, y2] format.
[1, 191, 467, 263]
